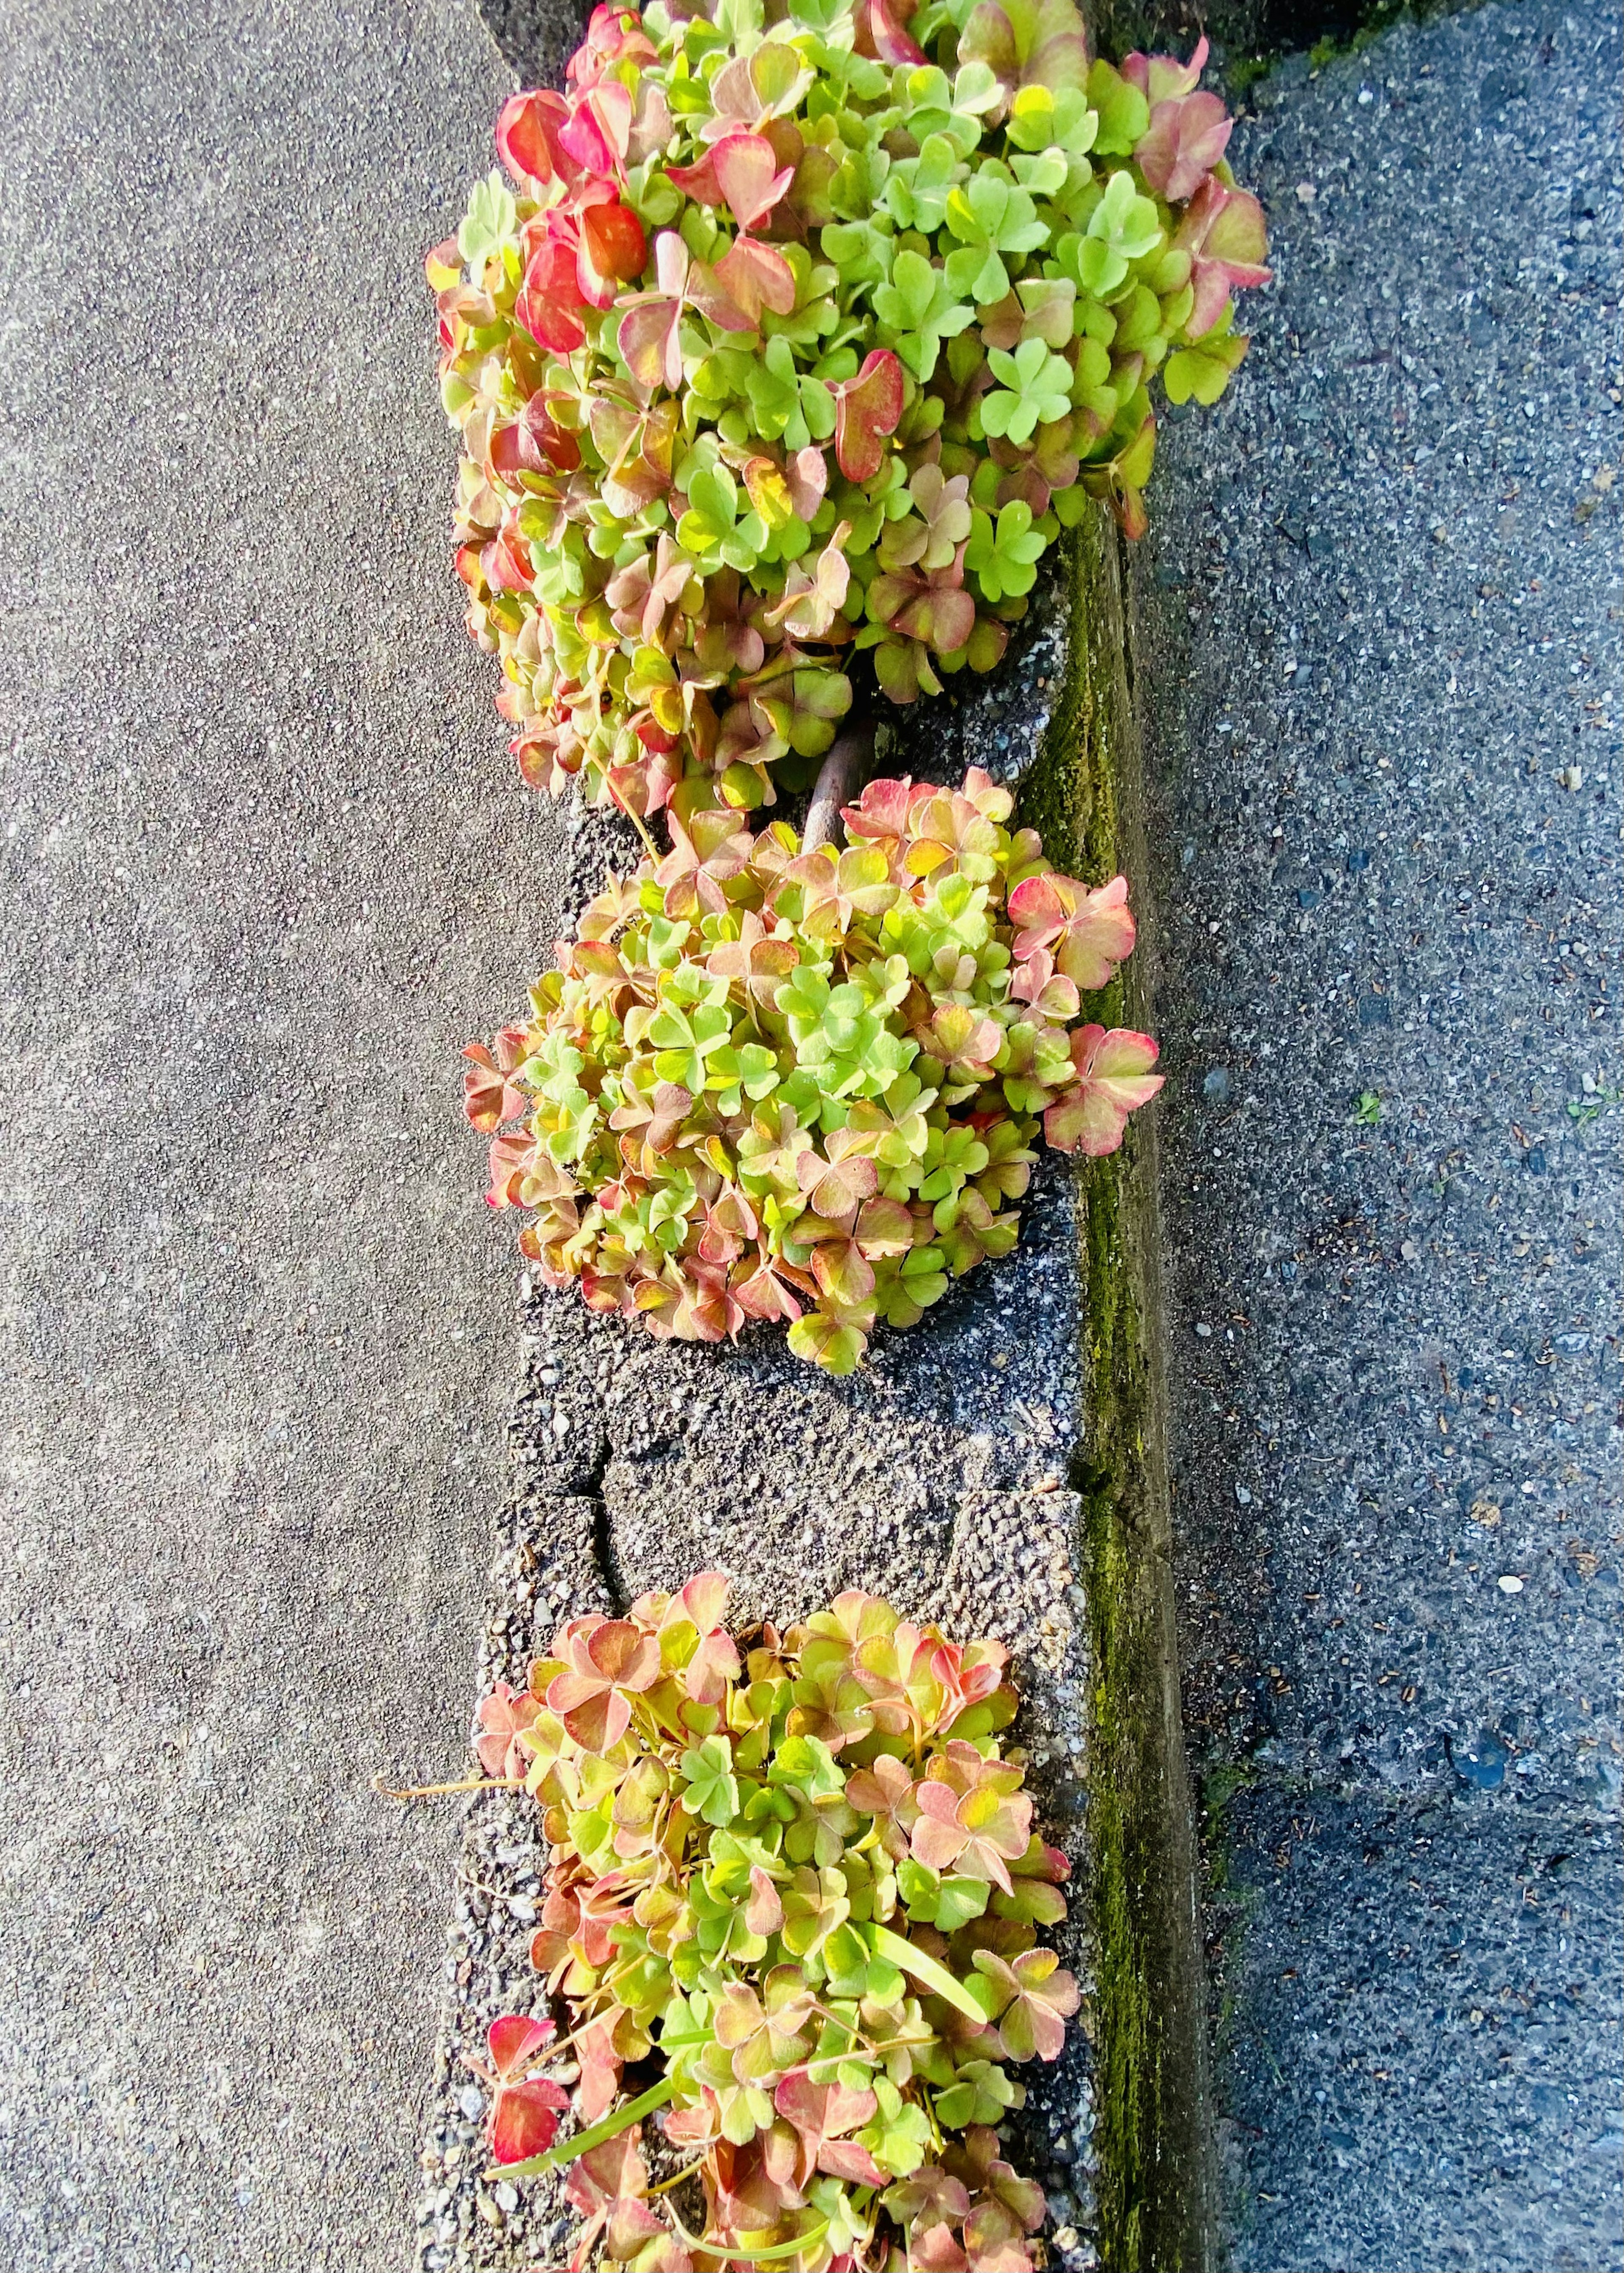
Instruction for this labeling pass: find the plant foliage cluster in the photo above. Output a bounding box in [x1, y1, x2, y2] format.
[429, 0, 1268, 818]
[466, 766, 1162, 1373]
[469, 1574, 1078, 2271]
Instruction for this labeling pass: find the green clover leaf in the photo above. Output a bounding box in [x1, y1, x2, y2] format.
[964, 498, 1048, 602]
[457, 170, 518, 270]
[679, 1733, 742, 1827]
[980, 337, 1075, 443]
[872, 247, 977, 382]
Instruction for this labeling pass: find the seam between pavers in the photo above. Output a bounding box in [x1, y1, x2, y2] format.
[409, 507, 1221, 2273]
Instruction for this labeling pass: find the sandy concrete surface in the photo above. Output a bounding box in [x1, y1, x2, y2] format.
[0, 0, 578, 2262]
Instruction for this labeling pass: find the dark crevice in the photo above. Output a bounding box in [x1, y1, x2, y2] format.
[584, 1427, 628, 1613]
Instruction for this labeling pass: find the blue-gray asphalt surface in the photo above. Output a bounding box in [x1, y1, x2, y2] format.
[1133, 3, 1622, 2265]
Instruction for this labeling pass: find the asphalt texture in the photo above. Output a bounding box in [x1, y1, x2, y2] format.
[1129, 3, 1623, 2265]
[0, 1, 565, 2264]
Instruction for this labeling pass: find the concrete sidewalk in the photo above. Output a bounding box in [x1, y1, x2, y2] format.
[1133, 3, 1622, 2265]
[0, 1, 562, 2263]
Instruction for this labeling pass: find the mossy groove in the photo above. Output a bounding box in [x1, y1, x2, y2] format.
[1018, 517, 1217, 2273]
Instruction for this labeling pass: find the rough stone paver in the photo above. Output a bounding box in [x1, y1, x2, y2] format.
[0, 1, 546, 2264]
[1132, 4, 1622, 2265]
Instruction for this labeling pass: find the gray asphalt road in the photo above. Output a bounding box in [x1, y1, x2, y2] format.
[1131, 3, 1622, 2265]
[0, 2, 570, 2264]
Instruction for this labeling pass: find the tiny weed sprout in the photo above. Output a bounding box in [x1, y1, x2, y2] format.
[466, 766, 1161, 1373]
[468, 1575, 1078, 2271]
[429, 0, 1268, 819]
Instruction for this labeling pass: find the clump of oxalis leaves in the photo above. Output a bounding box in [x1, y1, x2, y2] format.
[430, 0, 1269, 819]
[466, 766, 1162, 1374]
[468, 1575, 1078, 2271]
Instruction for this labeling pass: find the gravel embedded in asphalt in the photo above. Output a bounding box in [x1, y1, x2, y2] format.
[1130, 3, 1622, 2263]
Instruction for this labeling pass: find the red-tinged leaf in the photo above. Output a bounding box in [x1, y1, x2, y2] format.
[490, 395, 582, 479]
[425, 234, 461, 289]
[913, 2228, 970, 2273]
[578, 193, 647, 303]
[1121, 32, 1207, 102]
[832, 349, 905, 483]
[712, 233, 797, 324]
[1199, 185, 1270, 273]
[1042, 1025, 1164, 1157]
[842, 775, 920, 845]
[1008, 871, 1136, 989]
[1134, 89, 1232, 203]
[854, 0, 927, 64]
[687, 259, 756, 335]
[475, 1679, 540, 1777]
[559, 80, 633, 179]
[786, 445, 828, 520]
[731, 1254, 805, 1324]
[811, 1237, 877, 1308]
[676, 1570, 730, 1633]
[685, 1625, 743, 1702]
[664, 146, 723, 206]
[486, 1131, 535, 1209]
[746, 1863, 785, 1936]
[618, 297, 685, 390]
[797, 1147, 879, 1220]
[854, 1196, 914, 1257]
[488, 2013, 557, 2080]
[960, 0, 1090, 107]
[462, 1032, 529, 1130]
[819, 2137, 890, 2185]
[710, 132, 796, 231]
[774, 2066, 877, 2148]
[516, 230, 588, 353]
[496, 88, 571, 186]
[568, 2, 659, 89]
[490, 2076, 568, 2164]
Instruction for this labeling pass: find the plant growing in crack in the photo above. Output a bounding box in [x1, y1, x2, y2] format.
[429, 0, 1268, 819]
[465, 764, 1161, 1373]
[461, 1572, 1078, 2271]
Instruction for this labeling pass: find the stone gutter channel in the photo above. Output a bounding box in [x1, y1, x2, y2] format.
[411, 500, 1216, 2273]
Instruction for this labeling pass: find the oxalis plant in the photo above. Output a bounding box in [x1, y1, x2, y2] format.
[428, 0, 1269, 818]
[465, 764, 1162, 1374]
[465, 1574, 1078, 2270]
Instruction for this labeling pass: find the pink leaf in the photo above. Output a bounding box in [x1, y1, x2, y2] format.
[712, 234, 798, 324]
[855, 0, 927, 64]
[832, 349, 905, 482]
[1042, 1026, 1163, 1157]
[1120, 32, 1208, 102]
[496, 88, 572, 187]
[618, 296, 685, 390]
[488, 2014, 556, 2078]
[672, 132, 795, 231]
[516, 227, 588, 353]
[1134, 90, 1233, 204]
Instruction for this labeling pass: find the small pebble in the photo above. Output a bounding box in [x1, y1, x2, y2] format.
[456, 2086, 483, 2120]
[1497, 1575, 1524, 1594]
[1194, 1322, 1212, 1338]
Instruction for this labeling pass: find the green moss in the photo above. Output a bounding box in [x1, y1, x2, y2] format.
[1017, 518, 1215, 2273]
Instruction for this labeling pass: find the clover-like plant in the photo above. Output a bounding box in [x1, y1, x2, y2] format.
[430, 0, 1267, 817]
[466, 1574, 1078, 2272]
[466, 765, 1161, 1374]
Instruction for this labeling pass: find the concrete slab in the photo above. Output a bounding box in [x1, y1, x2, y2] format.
[1128, 1, 1622, 2263]
[0, 1, 592, 2263]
